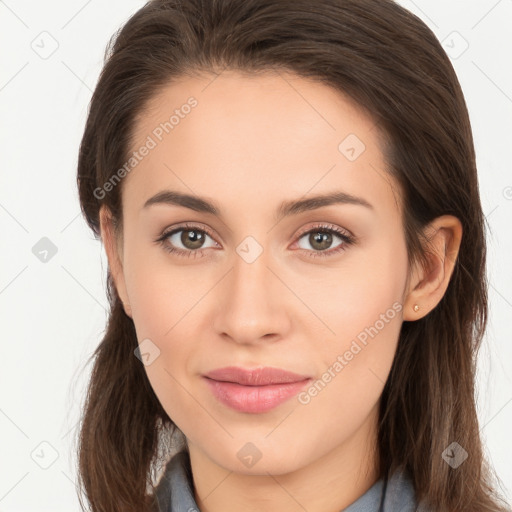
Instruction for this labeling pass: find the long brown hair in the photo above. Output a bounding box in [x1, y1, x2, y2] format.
[75, 1, 511, 511]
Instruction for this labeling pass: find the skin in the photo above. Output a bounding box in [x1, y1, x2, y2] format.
[99, 70, 462, 512]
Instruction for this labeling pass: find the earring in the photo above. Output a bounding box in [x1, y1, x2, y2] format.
[413, 304, 420, 312]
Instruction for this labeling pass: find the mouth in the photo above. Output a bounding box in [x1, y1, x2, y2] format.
[202, 366, 312, 413]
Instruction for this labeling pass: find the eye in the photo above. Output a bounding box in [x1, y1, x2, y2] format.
[155, 223, 218, 258]
[293, 223, 355, 258]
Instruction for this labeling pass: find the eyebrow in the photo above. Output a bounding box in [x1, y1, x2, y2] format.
[143, 189, 373, 221]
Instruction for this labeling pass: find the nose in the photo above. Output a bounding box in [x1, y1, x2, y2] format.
[212, 246, 292, 345]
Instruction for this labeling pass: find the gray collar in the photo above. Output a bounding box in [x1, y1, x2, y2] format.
[153, 450, 424, 512]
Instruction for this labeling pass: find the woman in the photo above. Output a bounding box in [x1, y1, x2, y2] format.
[75, 0, 511, 511]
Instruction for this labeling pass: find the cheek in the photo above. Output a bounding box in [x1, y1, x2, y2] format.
[124, 258, 201, 431]
[123, 239, 204, 339]
[296, 284, 404, 441]
[303, 235, 407, 391]
[298, 233, 407, 347]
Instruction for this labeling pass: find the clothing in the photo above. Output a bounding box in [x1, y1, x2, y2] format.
[153, 449, 427, 512]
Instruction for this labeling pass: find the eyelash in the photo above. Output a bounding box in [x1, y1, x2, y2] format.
[155, 222, 356, 259]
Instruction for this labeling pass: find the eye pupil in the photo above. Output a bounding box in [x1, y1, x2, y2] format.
[310, 231, 332, 250]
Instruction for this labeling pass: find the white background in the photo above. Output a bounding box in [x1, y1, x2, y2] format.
[0, 1, 511, 510]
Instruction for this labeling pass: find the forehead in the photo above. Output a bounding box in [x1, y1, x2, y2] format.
[123, 70, 400, 219]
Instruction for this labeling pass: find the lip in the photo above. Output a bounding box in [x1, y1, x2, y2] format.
[202, 366, 312, 413]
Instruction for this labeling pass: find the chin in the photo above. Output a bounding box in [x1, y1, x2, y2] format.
[204, 440, 309, 476]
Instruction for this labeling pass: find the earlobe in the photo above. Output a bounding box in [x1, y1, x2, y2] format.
[99, 205, 132, 318]
[403, 215, 462, 321]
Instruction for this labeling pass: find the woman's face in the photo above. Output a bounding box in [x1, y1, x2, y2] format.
[103, 70, 411, 476]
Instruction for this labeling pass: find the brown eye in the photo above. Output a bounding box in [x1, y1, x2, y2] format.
[156, 223, 219, 257]
[179, 229, 207, 250]
[304, 231, 335, 251]
[296, 226, 353, 256]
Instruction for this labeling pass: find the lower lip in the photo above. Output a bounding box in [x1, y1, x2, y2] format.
[203, 377, 311, 413]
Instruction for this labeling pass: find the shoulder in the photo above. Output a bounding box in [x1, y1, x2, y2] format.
[383, 466, 433, 512]
[152, 449, 198, 512]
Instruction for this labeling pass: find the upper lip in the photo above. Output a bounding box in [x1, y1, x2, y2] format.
[203, 366, 312, 386]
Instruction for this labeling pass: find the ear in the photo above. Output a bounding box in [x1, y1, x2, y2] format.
[99, 205, 132, 318]
[402, 215, 462, 321]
